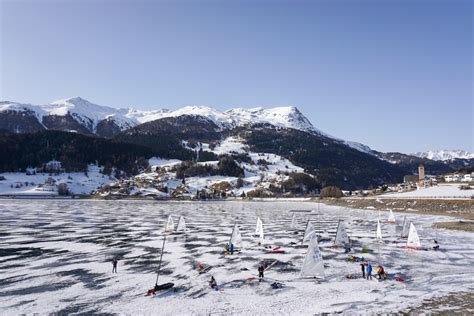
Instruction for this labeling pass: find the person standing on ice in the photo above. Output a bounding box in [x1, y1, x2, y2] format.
[112, 257, 118, 273]
[360, 263, 365, 278]
[209, 276, 218, 290]
[376, 265, 386, 280]
[366, 263, 373, 280]
[258, 264, 265, 281]
[230, 243, 234, 255]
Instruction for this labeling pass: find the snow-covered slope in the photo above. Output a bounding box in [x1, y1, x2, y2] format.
[0, 97, 320, 135]
[413, 150, 474, 161]
[47, 97, 136, 132]
[224, 106, 317, 132]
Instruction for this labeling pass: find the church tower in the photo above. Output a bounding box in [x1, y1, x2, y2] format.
[418, 164, 425, 181]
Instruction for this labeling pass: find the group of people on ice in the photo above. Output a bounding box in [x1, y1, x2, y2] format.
[361, 262, 386, 280]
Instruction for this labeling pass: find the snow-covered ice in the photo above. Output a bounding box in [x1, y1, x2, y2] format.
[0, 200, 473, 314]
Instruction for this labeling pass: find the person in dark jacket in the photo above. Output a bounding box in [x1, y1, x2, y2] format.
[360, 263, 365, 278]
[230, 243, 234, 255]
[433, 240, 440, 250]
[366, 263, 373, 280]
[258, 265, 265, 281]
[112, 257, 118, 273]
[209, 276, 218, 290]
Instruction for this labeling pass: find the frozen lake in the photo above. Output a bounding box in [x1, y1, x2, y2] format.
[1, 200, 473, 314]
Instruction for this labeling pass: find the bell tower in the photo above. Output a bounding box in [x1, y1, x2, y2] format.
[418, 164, 425, 181]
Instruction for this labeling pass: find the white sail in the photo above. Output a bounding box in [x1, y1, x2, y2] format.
[388, 210, 396, 223]
[176, 216, 186, 232]
[300, 234, 324, 278]
[290, 214, 297, 229]
[303, 221, 316, 242]
[230, 224, 243, 249]
[165, 215, 175, 232]
[334, 220, 349, 245]
[255, 217, 263, 235]
[407, 222, 421, 248]
[401, 216, 410, 238]
[376, 220, 383, 241]
[255, 217, 264, 243]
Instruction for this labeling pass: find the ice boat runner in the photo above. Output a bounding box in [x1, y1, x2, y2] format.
[176, 216, 186, 233]
[376, 220, 383, 242]
[146, 231, 174, 295]
[228, 223, 243, 252]
[334, 219, 350, 246]
[165, 215, 175, 232]
[401, 222, 422, 250]
[387, 210, 396, 223]
[401, 216, 410, 238]
[255, 217, 264, 245]
[300, 233, 325, 279]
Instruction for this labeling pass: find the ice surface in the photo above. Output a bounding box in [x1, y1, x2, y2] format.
[0, 200, 473, 314]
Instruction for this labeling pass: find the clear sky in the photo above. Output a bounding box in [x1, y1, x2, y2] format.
[1, 0, 472, 153]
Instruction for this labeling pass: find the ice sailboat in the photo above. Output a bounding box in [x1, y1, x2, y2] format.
[302, 220, 317, 243]
[387, 210, 396, 223]
[290, 214, 297, 229]
[255, 217, 264, 244]
[401, 222, 422, 250]
[176, 216, 186, 232]
[146, 230, 174, 295]
[376, 220, 383, 242]
[300, 234, 325, 279]
[165, 215, 175, 232]
[229, 223, 243, 250]
[401, 216, 410, 238]
[334, 220, 350, 246]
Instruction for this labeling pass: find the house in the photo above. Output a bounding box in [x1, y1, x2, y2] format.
[462, 174, 473, 182]
[444, 175, 454, 182]
[37, 177, 57, 192]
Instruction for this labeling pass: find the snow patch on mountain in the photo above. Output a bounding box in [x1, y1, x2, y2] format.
[412, 150, 474, 161]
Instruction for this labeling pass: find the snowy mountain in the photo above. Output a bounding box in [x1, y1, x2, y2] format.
[0, 97, 321, 136]
[412, 150, 474, 161]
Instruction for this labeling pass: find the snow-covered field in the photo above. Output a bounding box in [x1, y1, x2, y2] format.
[0, 165, 114, 196]
[382, 184, 474, 199]
[0, 200, 473, 315]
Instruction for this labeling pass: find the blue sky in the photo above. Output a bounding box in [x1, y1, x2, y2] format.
[1, 0, 472, 153]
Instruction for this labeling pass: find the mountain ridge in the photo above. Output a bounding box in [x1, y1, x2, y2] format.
[412, 150, 474, 161]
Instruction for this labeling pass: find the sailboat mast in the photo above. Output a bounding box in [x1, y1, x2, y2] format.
[155, 234, 167, 286]
[229, 224, 236, 245]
